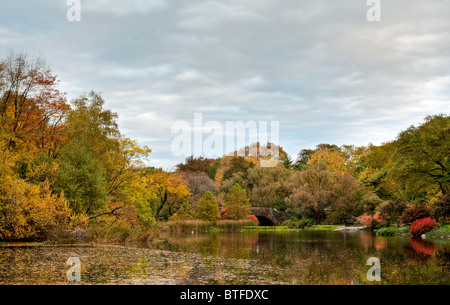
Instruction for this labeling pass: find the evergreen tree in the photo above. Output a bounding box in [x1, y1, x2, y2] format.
[196, 191, 220, 223]
[224, 183, 251, 220]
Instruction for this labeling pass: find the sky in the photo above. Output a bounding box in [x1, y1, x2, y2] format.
[1, 0, 449, 170]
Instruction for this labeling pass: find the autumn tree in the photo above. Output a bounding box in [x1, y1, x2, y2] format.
[294, 144, 340, 171]
[176, 171, 218, 208]
[0, 52, 70, 156]
[63, 91, 151, 217]
[377, 199, 408, 224]
[0, 148, 85, 240]
[222, 156, 254, 182]
[308, 149, 348, 175]
[246, 165, 292, 209]
[286, 162, 334, 224]
[136, 168, 191, 219]
[328, 173, 366, 224]
[0, 52, 70, 185]
[430, 193, 450, 222]
[400, 202, 431, 224]
[176, 156, 217, 174]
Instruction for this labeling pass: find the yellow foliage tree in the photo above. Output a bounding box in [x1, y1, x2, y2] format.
[0, 177, 86, 240]
[308, 149, 347, 175]
[134, 168, 191, 219]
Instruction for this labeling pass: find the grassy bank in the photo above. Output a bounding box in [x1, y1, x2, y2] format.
[157, 219, 256, 234]
[308, 225, 343, 231]
[375, 223, 450, 239]
[376, 226, 410, 237]
[241, 226, 291, 231]
[426, 223, 450, 239]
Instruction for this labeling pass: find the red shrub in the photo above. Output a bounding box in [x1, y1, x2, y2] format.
[220, 208, 229, 220]
[246, 215, 259, 226]
[356, 212, 383, 227]
[409, 217, 438, 237]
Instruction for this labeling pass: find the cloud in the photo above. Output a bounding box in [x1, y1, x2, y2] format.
[0, 0, 449, 169]
[83, 0, 167, 16]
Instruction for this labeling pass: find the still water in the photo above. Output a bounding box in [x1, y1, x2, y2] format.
[1, 230, 449, 285]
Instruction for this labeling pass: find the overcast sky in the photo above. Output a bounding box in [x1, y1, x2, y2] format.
[1, 0, 449, 170]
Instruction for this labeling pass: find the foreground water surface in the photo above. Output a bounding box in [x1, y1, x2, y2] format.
[1, 230, 449, 285]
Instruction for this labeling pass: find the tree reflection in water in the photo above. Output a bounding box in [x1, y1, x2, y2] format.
[0, 231, 449, 285]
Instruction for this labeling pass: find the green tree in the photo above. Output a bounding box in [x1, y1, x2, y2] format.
[357, 142, 399, 200]
[65, 91, 120, 155]
[294, 149, 314, 170]
[392, 114, 450, 200]
[55, 139, 107, 215]
[360, 191, 384, 214]
[224, 184, 251, 220]
[196, 191, 220, 223]
[281, 154, 293, 169]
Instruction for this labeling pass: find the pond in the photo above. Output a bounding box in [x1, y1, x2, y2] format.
[1, 230, 449, 285]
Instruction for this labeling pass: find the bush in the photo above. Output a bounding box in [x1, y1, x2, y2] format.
[426, 226, 450, 239]
[0, 178, 87, 241]
[376, 226, 409, 236]
[356, 212, 384, 228]
[409, 217, 438, 237]
[430, 194, 450, 222]
[400, 202, 430, 224]
[289, 210, 303, 220]
[246, 215, 259, 226]
[397, 226, 410, 235]
[378, 199, 408, 224]
[376, 226, 397, 236]
[90, 222, 159, 245]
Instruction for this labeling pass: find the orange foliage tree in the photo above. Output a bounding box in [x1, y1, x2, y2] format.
[0, 52, 70, 157]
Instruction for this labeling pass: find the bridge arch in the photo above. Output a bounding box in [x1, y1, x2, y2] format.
[255, 215, 275, 226]
[249, 207, 290, 226]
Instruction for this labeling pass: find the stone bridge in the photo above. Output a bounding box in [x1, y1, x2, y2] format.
[249, 207, 291, 226]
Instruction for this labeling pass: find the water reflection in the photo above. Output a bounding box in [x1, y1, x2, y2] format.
[409, 238, 438, 256]
[0, 231, 449, 285]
